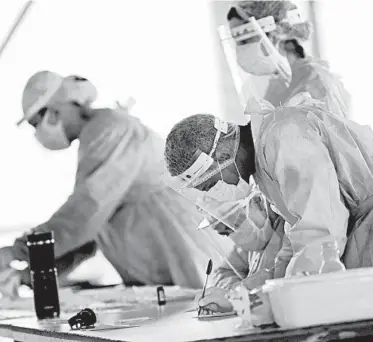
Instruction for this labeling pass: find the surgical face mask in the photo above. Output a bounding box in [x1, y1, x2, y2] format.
[202, 165, 260, 227]
[236, 40, 289, 76]
[197, 194, 247, 233]
[34, 111, 70, 150]
[202, 173, 268, 237]
[207, 178, 252, 202]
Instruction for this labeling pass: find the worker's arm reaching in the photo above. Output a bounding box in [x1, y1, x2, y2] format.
[213, 245, 250, 290]
[19, 241, 98, 287]
[12, 111, 146, 262]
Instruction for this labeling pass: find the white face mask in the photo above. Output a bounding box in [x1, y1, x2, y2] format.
[34, 111, 70, 150]
[207, 178, 252, 202]
[201, 175, 268, 235]
[236, 40, 290, 76]
[199, 177, 252, 230]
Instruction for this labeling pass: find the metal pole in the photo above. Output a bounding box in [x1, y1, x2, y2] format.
[308, 0, 322, 59]
[0, 1, 35, 59]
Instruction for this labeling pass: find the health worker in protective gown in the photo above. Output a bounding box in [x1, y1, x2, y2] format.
[164, 94, 373, 314]
[0, 70, 229, 298]
[194, 0, 355, 302]
[228, 0, 352, 118]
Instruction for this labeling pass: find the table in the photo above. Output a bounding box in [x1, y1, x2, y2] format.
[1, 286, 373, 342]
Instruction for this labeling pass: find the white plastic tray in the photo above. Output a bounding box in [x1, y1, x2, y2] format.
[262, 268, 373, 328]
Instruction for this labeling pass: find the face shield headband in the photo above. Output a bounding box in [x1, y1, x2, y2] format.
[166, 117, 240, 192]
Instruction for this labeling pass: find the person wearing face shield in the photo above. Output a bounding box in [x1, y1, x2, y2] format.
[164, 114, 286, 314]
[164, 95, 373, 314]
[227, 1, 352, 118]
[189, 0, 354, 308]
[0, 70, 232, 298]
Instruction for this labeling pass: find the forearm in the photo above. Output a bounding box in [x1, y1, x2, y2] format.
[55, 241, 97, 276]
[213, 245, 250, 290]
[213, 269, 245, 290]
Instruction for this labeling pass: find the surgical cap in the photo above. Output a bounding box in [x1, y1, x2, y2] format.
[230, 1, 312, 42]
[165, 114, 240, 186]
[19, 70, 98, 125]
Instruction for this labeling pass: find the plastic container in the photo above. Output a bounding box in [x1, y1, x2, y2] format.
[319, 240, 346, 274]
[262, 268, 373, 328]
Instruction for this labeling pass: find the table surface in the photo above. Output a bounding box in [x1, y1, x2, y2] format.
[1, 286, 373, 342]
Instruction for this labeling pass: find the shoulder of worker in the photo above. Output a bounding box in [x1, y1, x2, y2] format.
[87, 107, 129, 126]
[79, 108, 136, 144]
[263, 106, 321, 143]
[295, 57, 342, 85]
[77, 108, 133, 162]
[292, 56, 329, 73]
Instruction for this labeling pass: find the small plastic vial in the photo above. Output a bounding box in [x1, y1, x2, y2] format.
[156, 286, 166, 317]
[318, 240, 346, 274]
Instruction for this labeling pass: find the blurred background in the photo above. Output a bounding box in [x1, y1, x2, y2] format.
[0, 0, 369, 265]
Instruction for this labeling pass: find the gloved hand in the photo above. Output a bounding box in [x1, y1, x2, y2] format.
[0, 268, 21, 300]
[0, 247, 15, 272]
[195, 286, 233, 315]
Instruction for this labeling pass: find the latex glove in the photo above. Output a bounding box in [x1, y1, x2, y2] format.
[0, 247, 15, 272]
[0, 268, 21, 300]
[195, 286, 233, 315]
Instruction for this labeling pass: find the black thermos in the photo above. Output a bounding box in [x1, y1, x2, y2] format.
[26, 232, 60, 319]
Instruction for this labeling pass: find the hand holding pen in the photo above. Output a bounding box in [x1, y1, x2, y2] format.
[197, 259, 213, 316]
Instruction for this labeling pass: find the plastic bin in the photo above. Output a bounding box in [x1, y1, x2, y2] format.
[262, 268, 373, 328]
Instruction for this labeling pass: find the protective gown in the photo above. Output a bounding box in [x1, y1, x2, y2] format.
[12, 108, 229, 288]
[214, 58, 354, 289]
[264, 57, 352, 118]
[223, 94, 373, 287]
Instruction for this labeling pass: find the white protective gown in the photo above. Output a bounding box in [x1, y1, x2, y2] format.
[252, 94, 373, 277]
[12, 108, 229, 288]
[264, 57, 352, 118]
[213, 50, 352, 292]
[214, 93, 373, 289]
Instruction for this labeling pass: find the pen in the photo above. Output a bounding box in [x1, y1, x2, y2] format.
[198, 259, 213, 316]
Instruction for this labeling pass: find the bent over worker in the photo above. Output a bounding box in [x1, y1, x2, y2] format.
[0, 70, 229, 298]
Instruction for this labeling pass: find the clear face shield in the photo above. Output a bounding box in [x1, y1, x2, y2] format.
[220, 7, 304, 83]
[164, 118, 274, 279]
[216, 18, 282, 117]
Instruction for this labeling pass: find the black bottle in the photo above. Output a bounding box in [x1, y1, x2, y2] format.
[27, 232, 60, 320]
